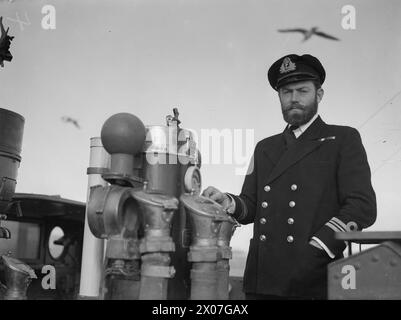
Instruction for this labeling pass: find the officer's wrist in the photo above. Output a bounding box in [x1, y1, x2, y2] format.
[225, 193, 236, 214]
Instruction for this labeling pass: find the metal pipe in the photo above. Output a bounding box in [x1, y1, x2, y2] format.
[101, 235, 141, 300]
[216, 216, 239, 300]
[1, 255, 37, 300]
[189, 250, 219, 300]
[132, 189, 178, 300]
[139, 252, 174, 300]
[78, 137, 110, 299]
[0, 108, 24, 237]
[181, 194, 227, 300]
[88, 114, 146, 300]
[216, 259, 230, 300]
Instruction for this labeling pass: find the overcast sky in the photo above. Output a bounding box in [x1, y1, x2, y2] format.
[1, 0, 400, 265]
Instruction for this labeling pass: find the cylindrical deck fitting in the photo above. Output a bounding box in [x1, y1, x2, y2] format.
[216, 259, 230, 300]
[101, 113, 146, 183]
[216, 215, 239, 300]
[88, 185, 140, 238]
[188, 246, 220, 300]
[139, 252, 175, 300]
[132, 189, 178, 238]
[0, 108, 24, 214]
[87, 181, 142, 300]
[142, 122, 199, 300]
[132, 189, 178, 300]
[180, 194, 227, 248]
[2, 255, 37, 300]
[101, 235, 141, 300]
[83, 136, 143, 300]
[180, 194, 228, 300]
[79, 137, 109, 299]
[190, 262, 218, 300]
[88, 110, 202, 300]
[217, 215, 239, 300]
[108, 153, 134, 177]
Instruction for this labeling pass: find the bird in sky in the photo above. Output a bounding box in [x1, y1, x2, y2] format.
[61, 116, 81, 129]
[278, 27, 340, 42]
[0, 16, 14, 67]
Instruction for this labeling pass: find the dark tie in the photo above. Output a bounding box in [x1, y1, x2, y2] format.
[284, 125, 299, 147]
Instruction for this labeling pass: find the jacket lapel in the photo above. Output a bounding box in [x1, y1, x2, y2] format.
[262, 135, 287, 166]
[265, 116, 326, 185]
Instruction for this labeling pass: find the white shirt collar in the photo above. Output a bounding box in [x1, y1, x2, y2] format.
[288, 113, 319, 138]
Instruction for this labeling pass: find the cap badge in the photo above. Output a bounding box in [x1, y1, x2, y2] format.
[279, 57, 296, 74]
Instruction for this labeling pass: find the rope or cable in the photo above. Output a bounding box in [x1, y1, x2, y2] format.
[356, 89, 401, 174]
[372, 144, 401, 174]
[358, 89, 401, 130]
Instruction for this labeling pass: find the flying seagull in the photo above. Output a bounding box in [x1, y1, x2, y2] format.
[278, 27, 340, 42]
[0, 16, 14, 67]
[61, 116, 81, 129]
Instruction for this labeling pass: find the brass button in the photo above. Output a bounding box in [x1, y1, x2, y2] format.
[291, 184, 297, 191]
[287, 218, 294, 225]
[264, 185, 271, 192]
[260, 218, 267, 225]
[289, 201, 296, 208]
[260, 234, 266, 241]
[287, 235, 294, 243]
[261, 201, 268, 208]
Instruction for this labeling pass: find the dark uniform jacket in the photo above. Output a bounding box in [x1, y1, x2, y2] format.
[228, 116, 376, 298]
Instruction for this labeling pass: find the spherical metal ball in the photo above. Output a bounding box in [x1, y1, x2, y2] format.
[101, 113, 146, 155]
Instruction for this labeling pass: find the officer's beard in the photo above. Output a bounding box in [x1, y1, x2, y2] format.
[282, 96, 318, 126]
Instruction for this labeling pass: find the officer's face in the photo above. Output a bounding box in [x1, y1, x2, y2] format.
[278, 81, 324, 126]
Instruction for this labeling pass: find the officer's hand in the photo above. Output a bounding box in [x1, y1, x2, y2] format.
[202, 186, 231, 210]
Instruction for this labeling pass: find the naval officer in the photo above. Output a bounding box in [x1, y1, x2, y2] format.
[203, 54, 377, 299]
